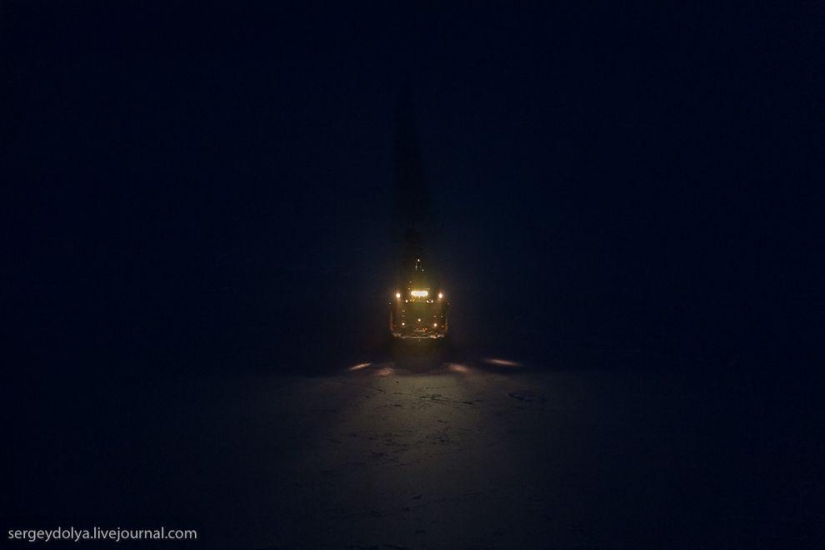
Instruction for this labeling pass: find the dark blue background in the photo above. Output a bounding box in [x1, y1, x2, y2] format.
[3, 1, 823, 375]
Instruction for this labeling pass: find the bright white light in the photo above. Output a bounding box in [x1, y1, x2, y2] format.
[433, 322, 438, 327]
[438, 292, 443, 299]
[395, 292, 401, 299]
[411, 290, 429, 297]
[348, 362, 371, 371]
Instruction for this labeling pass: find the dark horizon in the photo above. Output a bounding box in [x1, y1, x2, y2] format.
[4, 2, 822, 377]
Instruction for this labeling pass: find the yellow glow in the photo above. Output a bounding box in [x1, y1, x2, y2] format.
[395, 292, 401, 299]
[433, 322, 438, 327]
[438, 292, 443, 299]
[410, 290, 429, 297]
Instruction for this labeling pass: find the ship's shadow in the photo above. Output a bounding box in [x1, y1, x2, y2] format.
[386, 336, 455, 373]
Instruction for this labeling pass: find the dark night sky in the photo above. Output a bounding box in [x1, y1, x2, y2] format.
[3, 2, 824, 374]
